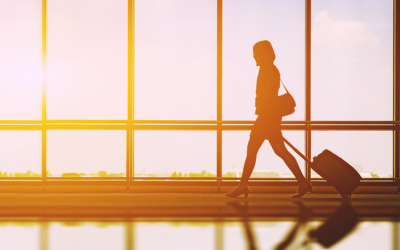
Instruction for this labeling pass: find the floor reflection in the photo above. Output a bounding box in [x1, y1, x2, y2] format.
[0, 201, 398, 250]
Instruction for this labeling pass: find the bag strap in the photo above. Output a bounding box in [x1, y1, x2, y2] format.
[280, 79, 290, 94]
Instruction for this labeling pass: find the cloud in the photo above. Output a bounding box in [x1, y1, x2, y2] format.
[312, 11, 380, 49]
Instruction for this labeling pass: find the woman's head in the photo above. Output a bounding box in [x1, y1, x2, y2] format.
[253, 40, 275, 66]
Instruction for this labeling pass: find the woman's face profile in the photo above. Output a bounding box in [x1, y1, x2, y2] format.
[253, 49, 265, 66]
[253, 51, 260, 66]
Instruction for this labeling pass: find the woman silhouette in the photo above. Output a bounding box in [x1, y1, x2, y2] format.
[225, 40, 312, 198]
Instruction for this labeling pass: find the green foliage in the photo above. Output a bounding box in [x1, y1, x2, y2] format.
[171, 172, 185, 177]
[46, 169, 53, 177]
[59, 171, 124, 177]
[96, 171, 124, 177]
[61, 173, 81, 177]
[222, 172, 237, 177]
[370, 172, 379, 178]
[0, 169, 124, 178]
[170, 170, 216, 177]
[0, 170, 41, 177]
[107, 173, 125, 177]
[97, 171, 108, 177]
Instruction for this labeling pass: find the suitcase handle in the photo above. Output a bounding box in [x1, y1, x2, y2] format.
[282, 137, 313, 164]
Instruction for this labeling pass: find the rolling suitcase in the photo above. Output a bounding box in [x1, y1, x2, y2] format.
[282, 137, 362, 198]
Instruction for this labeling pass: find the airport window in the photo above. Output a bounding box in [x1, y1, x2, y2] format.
[0, 0, 398, 189]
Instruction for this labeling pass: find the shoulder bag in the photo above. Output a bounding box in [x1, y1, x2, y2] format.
[278, 80, 296, 117]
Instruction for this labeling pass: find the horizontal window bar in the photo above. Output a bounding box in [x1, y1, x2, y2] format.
[0, 177, 397, 181]
[0, 181, 396, 188]
[0, 124, 396, 130]
[0, 120, 399, 125]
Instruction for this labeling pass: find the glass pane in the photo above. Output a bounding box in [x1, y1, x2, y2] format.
[223, 131, 305, 178]
[47, 131, 126, 177]
[135, 222, 214, 250]
[0, 131, 41, 177]
[0, 1, 42, 120]
[135, 0, 217, 120]
[223, 0, 305, 121]
[49, 223, 124, 250]
[47, 0, 127, 119]
[134, 131, 216, 177]
[0, 224, 40, 250]
[311, 131, 392, 178]
[311, 0, 393, 120]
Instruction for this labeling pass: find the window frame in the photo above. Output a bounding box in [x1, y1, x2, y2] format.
[0, 0, 398, 191]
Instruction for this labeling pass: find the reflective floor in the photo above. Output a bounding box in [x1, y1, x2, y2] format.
[0, 193, 399, 249]
[0, 218, 398, 249]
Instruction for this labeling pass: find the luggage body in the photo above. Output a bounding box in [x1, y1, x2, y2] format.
[312, 149, 362, 198]
[283, 138, 362, 198]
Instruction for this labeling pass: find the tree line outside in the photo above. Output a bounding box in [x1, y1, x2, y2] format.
[0, 169, 388, 178]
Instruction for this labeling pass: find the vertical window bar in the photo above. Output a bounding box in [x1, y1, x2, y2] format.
[42, 0, 47, 187]
[128, 0, 135, 189]
[217, 0, 223, 189]
[217, 0, 222, 122]
[394, 0, 400, 183]
[305, 0, 312, 180]
[126, 128, 131, 191]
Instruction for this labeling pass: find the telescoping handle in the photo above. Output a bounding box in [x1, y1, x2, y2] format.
[282, 137, 313, 164]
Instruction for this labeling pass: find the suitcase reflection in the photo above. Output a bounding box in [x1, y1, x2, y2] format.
[230, 201, 358, 250]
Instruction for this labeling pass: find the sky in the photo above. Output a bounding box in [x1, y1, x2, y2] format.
[0, 0, 394, 177]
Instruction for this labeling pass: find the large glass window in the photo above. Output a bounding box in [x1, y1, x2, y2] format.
[135, 0, 217, 120]
[0, 0, 42, 120]
[47, 0, 127, 120]
[223, 0, 305, 121]
[0, 0, 397, 186]
[134, 131, 216, 177]
[311, 0, 393, 120]
[47, 131, 126, 177]
[0, 131, 42, 177]
[223, 131, 305, 178]
[311, 131, 393, 178]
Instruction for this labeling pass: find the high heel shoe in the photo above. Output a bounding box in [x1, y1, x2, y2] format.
[291, 181, 312, 198]
[225, 186, 249, 198]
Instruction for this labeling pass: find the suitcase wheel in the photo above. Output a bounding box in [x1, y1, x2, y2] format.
[340, 193, 352, 199]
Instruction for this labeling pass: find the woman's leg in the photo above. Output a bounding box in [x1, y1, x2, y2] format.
[268, 136, 307, 184]
[225, 134, 265, 197]
[237, 135, 265, 188]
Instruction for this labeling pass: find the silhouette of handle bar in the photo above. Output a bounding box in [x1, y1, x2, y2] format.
[283, 137, 313, 164]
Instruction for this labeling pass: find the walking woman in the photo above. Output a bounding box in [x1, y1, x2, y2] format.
[225, 40, 312, 198]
